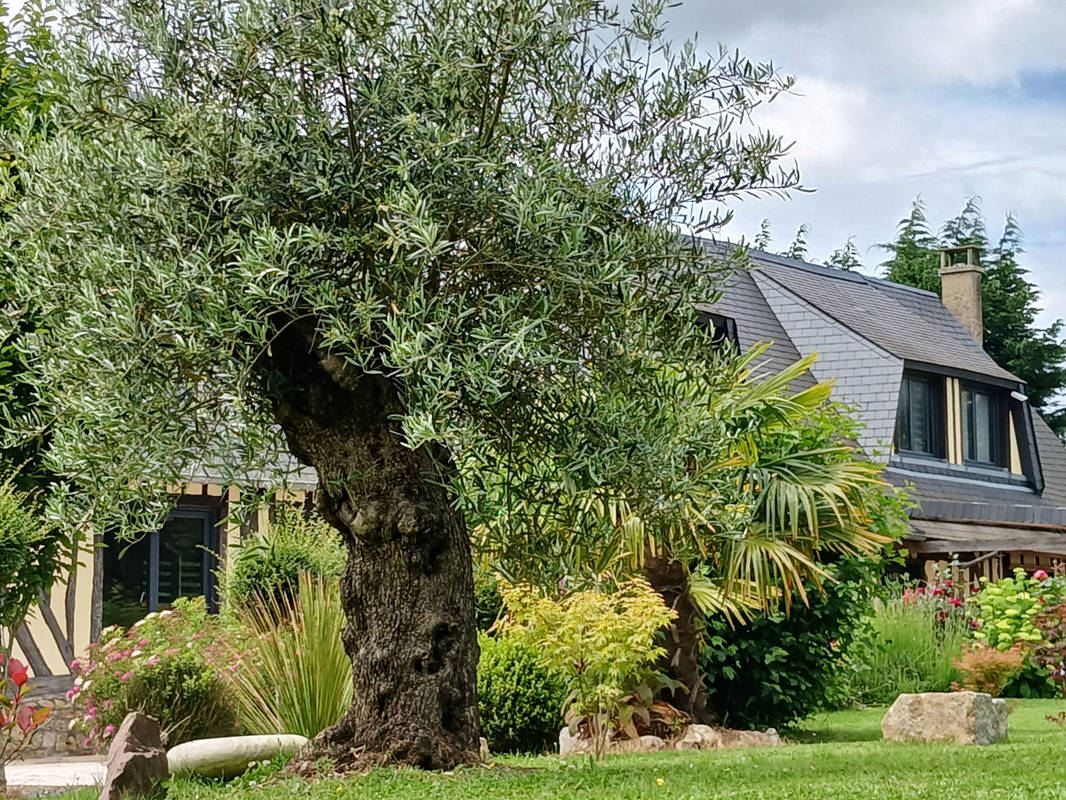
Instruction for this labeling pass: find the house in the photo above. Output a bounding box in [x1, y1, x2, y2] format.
[16, 241, 1066, 684]
[700, 241, 1066, 586]
[13, 464, 317, 688]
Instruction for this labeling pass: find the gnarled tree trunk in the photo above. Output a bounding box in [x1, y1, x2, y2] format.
[268, 327, 479, 771]
[643, 553, 713, 725]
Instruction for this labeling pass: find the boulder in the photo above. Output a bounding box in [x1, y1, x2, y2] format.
[558, 728, 665, 756]
[675, 724, 723, 751]
[717, 727, 783, 748]
[674, 724, 781, 751]
[166, 734, 309, 779]
[99, 712, 168, 800]
[881, 692, 1007, 745]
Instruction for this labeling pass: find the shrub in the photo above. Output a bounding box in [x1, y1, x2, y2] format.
[477, 633, 566, 754]
[0, 654, 51, 782]
[499, 579, 675, 759]
[70, 597, 237, 749]
[699, 557, 879, 729]
[972, 569, 1063, 698]
[0, 471, 60, 645]
[1031, 601, 1066, 724]
[219, 572, 351, 739]
[474, 574, 504, 632]
[845, 591, 969, 705]
[220, 509, 345, 611]
[952, 643, 1026, 697]
[971, 569, 1047, 650]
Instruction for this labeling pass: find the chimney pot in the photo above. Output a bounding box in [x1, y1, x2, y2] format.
[939, 246, 984, 346]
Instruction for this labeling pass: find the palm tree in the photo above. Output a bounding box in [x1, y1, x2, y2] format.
[467, 345, 902, 723]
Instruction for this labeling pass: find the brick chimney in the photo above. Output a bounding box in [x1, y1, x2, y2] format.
[939, 245, 984, 346]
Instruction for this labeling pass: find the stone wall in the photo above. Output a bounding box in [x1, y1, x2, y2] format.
[13, 696, 96, 762]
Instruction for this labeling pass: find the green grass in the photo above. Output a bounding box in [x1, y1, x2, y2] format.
[53, 700, 1066, 800]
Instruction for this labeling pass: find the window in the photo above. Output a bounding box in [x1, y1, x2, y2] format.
[896, 373, 944, 457]
[962, 385, 1003, 466]
[698, 312, 739, 348]
[102, 507, 219, 627]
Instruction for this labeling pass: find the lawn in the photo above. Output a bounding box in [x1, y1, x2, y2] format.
[57, 700, 1066, 800]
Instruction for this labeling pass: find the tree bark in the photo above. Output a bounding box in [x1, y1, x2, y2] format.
[267, 326, 479, 771]
[643, 553, 713, 725]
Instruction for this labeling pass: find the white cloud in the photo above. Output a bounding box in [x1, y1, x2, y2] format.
[665, 0, 1066, 327]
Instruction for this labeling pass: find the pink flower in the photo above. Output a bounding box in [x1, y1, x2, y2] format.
[146, 656, 160, 666]
[1034, 570, 1049, 580]
[138, 639, 148, 647]
[103, 724, 116, 737]
[69, 659, 81, 671]
[120, 672, 132, 683]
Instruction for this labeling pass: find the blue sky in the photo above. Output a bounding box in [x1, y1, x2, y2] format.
[667, 0, 1066, 328]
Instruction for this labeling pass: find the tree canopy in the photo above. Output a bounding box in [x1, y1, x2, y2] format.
[2, 0, 802, 768]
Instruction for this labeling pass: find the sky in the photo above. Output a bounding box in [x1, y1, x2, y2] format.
[666, 0, 1066, 328]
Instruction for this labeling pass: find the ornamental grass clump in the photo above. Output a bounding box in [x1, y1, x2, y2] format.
[499, 579, 676, 760]
[848, 592, 969, 705]
[220, 572, 351, 739]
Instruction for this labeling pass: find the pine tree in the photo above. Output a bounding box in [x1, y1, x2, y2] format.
[783, 223, 810, 260]
[825, 236, 862, 271]
[753, 218, 773, 251]
[880, 197, 1066, 432]
[880, 197, 940, 293]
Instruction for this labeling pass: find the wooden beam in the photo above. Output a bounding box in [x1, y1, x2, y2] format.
[184, 482, 203, 496]
[206, 483, 223, 497]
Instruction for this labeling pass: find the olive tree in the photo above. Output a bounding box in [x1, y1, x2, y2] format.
[4, 0, 799, 768]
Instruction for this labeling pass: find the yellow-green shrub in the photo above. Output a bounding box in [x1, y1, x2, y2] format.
[499, 579, 675, 759]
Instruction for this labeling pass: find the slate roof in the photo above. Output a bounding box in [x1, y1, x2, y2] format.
[699, 240, 1066, 550]
[744, 250, 1020, 383]
[695, 269, 815, 388]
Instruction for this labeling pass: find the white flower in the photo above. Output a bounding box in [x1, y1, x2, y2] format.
[159, 610, 173, 617]
[74, 676, 84, 687]
[82, 680, 93, 692]
[131, 650, 142, 658]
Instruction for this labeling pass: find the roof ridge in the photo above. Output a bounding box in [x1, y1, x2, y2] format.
[694, 235, 941, 299]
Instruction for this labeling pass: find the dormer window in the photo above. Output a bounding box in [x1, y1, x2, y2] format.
[698, 311, 739, 348]
[962, 384, 1005, 466]
[896, 372, 945, 458]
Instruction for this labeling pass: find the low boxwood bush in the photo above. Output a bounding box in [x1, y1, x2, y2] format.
[477, 632, 566, 754]
[221, 508, 345, 610]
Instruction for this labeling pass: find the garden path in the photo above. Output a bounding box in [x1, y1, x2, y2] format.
[5, 756, 105, 792]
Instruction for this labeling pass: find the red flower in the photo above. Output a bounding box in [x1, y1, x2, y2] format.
[932, 588, 944, 596]
[949, 597, 963, 607]
[8, 657, 29, 688]
[1034, 570, 1049, 580]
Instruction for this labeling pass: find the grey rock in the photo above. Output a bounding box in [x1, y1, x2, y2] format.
[558, 728, 665, 756]
[98, 712, 168, 800]
[674, 724, 781, 751]
[881, 691, 1008, 745]
[166, 734, 309, 779]
[675, 724, 722, 751]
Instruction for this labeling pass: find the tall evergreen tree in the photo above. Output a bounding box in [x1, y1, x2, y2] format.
[879, 197, 939, 293]
[783, 223, 810, 260]
[825, 236, 862, 271]
[880, 197, 1066, 431]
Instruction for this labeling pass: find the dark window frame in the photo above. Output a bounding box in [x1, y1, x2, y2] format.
[697, 311, 739, 348]
[895, 371, 946, 459]
[961, 382, 1008, 468]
